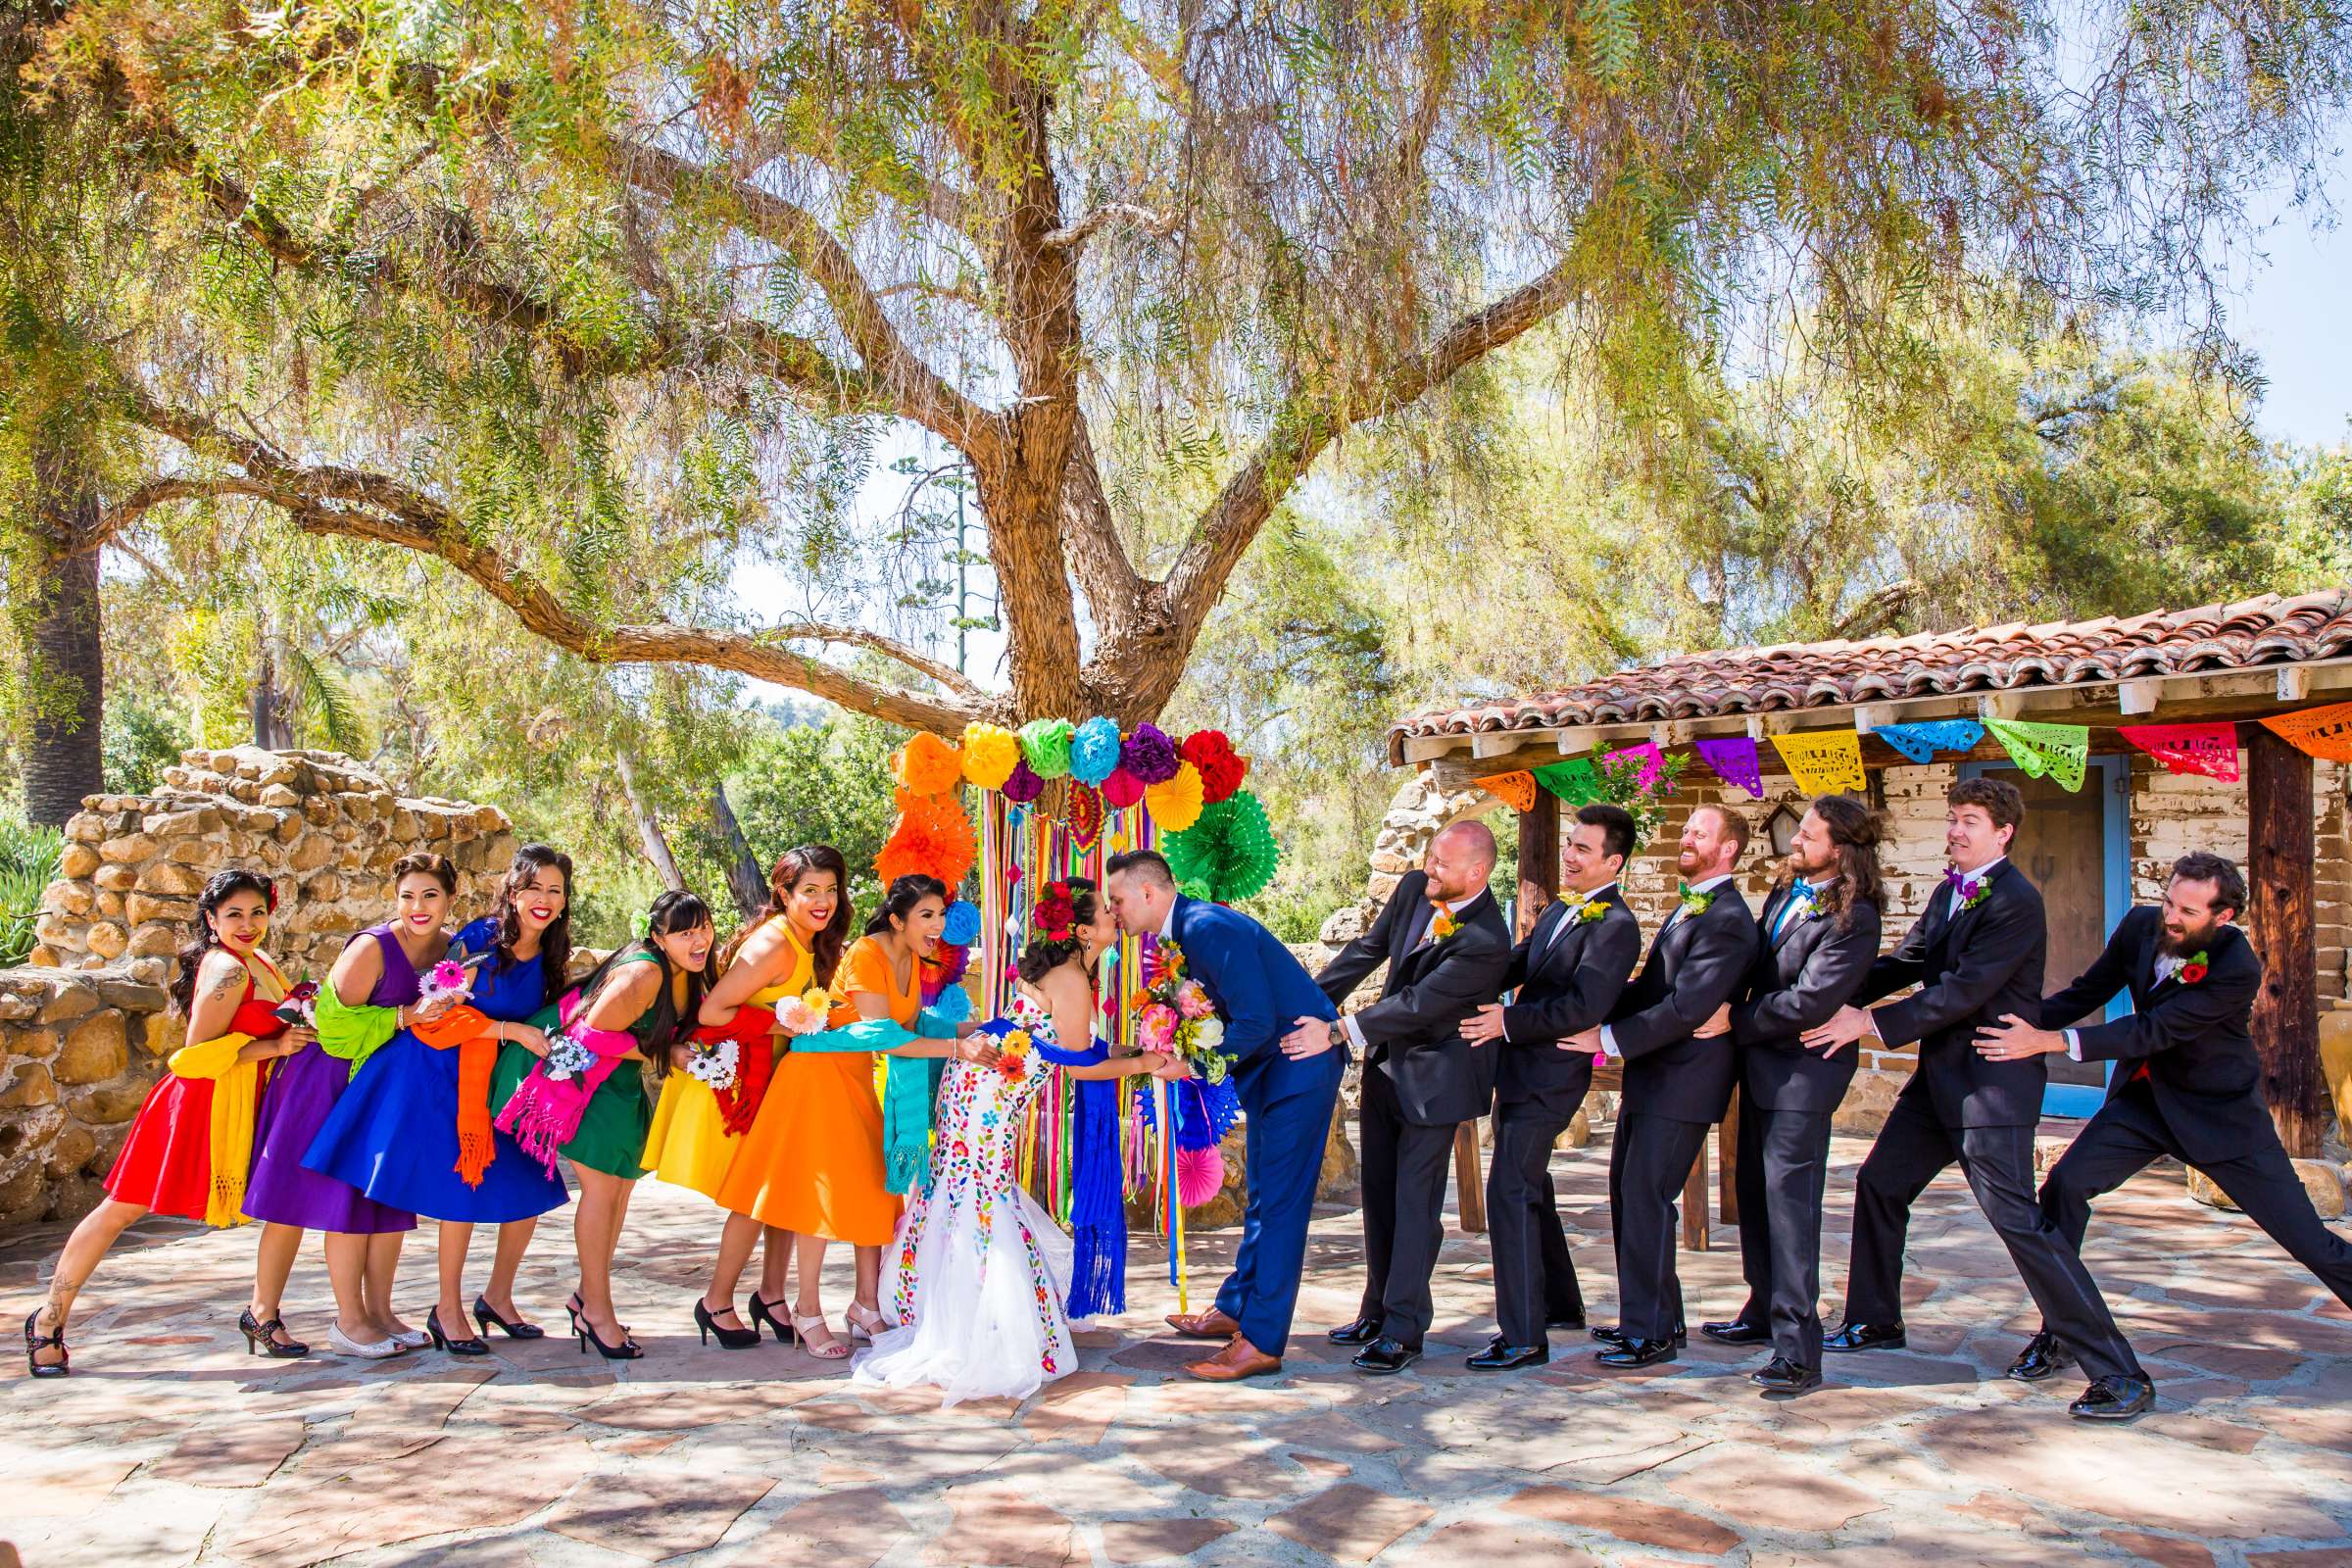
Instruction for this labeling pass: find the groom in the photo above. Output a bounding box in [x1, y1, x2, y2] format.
[1105, 850, 1345, 1382]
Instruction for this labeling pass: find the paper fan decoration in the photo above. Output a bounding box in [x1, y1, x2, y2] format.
[877, 789, 974, 889]
[1018, 717, 1074, 778]
[1100, 765, 1145, 809]
[1180, 729, 1248, 803]
[1066, 782, 1103, 850]
[1070, 716, 1122, 787]
[1161, 788, 1279, 902]
[894, 731, 965, 797]
[1145, 760, 1204, 831]
[959, 722, 1020, 790]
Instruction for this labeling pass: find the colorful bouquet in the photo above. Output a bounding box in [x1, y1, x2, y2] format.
[1133, 941, 1230, 1084]
[771, 987, 834, 1037]
[271, 980, 320, 1030]
[542, 1030, 597, 1082]
[418, 957, 473, 1009]
[683, 1035, 740, 1091]
[997, 1026, 1034, 1081]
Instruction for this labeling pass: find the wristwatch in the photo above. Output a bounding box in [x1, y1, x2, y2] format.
[1327, 1019, 1346, 1052]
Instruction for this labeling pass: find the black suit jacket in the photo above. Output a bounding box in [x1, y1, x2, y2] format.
[1605, 882, 1759, 1125]
[1318, 870, 1512, 1126]
[1856, 858, 2046, 1128]
[1493, 883, 1642, 1118]
[1731, 883, 1883, 1114]
[2036, 907, 2271, 1164]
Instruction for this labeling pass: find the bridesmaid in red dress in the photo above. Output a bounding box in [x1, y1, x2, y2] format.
[23, 869, 315, 1377]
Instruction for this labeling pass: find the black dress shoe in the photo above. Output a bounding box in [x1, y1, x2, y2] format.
[1700, 1319, 1772, 1347]
[2006, 1329, 2076, 1383]
[1750, 1354, 1824, 1395]
[1596, 1336, 1678, 1369]
[1351, 1337, 1421, 1375]
[1546, 1312, 1587, 1333]
[1327, 1314, 1383, 1347]
[1821, 1320, 1906, 1353]
[1593, 1323, 1688, 1348]
[2069, 1374, 2154, 1421]
[1466, 1340, 1549, 1371]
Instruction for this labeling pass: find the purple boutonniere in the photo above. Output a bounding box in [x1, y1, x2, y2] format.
[1945, 867, 1990, 911]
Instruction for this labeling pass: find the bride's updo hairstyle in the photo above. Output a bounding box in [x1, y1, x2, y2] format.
[1016, 878, 1098, 984]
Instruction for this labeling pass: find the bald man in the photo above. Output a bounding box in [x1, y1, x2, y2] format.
[1299, 821, 1513, 1374]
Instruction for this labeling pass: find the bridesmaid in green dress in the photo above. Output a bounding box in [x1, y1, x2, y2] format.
[491, 890, 714, 1358]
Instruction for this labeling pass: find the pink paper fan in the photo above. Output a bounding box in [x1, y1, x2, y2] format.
[1176, 1146, 1227, 1207]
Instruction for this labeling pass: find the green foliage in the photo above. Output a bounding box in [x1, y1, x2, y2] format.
[0, 813, 61, 965]
[688, 710, 906, 934]
[102, 694, 191, 796]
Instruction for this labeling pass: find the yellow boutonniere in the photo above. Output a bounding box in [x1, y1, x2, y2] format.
[1429, 909, 1459, 942]
[1577, 901, 1609, 924]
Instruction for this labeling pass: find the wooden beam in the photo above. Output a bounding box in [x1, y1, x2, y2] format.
[1453, 1125, 1488, 1235]
[1470, 730, 1521, 759]
[2246, 725, 2328, 1157]
[1718, 1089, 1740, 1227]
[2278, 667, 2313, 702]
[2118, 678, 2162, 714]
[1978, 692, 2026, 720]
[1516, 791, 1560, 940]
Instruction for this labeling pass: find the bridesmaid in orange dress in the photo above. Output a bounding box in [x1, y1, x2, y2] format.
[712, 872, 993, 1357]
[689, 845, 853, 1348]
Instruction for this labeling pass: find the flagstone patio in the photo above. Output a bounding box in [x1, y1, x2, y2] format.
[4, 1130, 2349, 1568]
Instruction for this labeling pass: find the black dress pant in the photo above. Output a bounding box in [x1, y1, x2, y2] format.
[1731, 1102, 1836, 1370]
[2040, 1079, 2352, 1315]
[1609, 1108, 1711, 1342]
[1842, 1090, 2143, 1383]
[1486, 1100, 1587, 1346]
[1355, 1061, 1457, 1347]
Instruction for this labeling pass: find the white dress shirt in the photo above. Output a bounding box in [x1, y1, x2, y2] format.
[1598, 872, 1737, 1059]
[1945, 856, 2007, 918]
[2063, 951, 2189, 1059]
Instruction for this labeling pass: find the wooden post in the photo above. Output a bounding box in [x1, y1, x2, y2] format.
[1717, 1087, 1740, 1227]
[2247, 726, 2328, 1157]
[1681, 1141, 1709, 1250]
[1452, 1126, 1486, 1234]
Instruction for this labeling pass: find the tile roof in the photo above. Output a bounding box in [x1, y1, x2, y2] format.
[1390, 590, 2352, 760]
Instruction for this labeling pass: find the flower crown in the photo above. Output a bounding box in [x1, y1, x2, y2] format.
[1034, 881, 1078, 939]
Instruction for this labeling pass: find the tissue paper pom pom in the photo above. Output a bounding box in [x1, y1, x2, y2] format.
[1018, 717, 1074, 778]
[1099, 766, 1145, 809]
[959, 722, 1020, 790]
[941, 900, 982, 947]
[1180, 729, 1248, 803]
[894, 731, 965, 797]
[877, 791, 974, 889]
[1003, 758, 1046, 802]
[1069, 716, 1122, 787]
[1121, 722, 1181, 785]
[1145, 760, 1204, 831]
[1161, 788, 1280, 902]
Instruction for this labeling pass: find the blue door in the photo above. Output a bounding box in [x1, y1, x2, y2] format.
[1960, 754, 2130, 1118]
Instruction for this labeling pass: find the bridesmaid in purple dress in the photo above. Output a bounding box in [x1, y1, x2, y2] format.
[245, 857, 443, 1356]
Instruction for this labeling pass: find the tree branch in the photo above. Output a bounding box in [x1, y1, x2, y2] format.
[1057, 412, 1153, 632]
[1040, 202, 1179, 252]
[122, 398, 989, 734]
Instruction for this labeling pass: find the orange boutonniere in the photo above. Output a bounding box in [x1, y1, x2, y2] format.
[1428, 909, 1459, 943]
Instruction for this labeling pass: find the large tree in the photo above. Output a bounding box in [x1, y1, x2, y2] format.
[14, 0, 2352, 746]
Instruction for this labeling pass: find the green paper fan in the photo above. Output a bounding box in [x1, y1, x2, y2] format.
[1161, 788, 1280, 902]
[1018, 717, 1075, 779]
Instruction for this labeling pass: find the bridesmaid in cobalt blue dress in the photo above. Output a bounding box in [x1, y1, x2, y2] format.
[306, 846, 575, 1352]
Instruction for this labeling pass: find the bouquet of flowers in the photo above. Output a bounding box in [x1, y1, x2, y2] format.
[683, 1034, 741, 1091]
[771, 987, 834, 1037]
[271, 980, 320, 1030]
[418, 957, 473, 1010]
[542, 1031, 598, 1082]
[1133, 941, 1230, 1084]
[996, 1025, 1034, 1082]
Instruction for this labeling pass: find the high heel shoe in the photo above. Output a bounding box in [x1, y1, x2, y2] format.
[696, 1298, 761, 1349]
[845, 1303, 886, 1345]
[575, 1314, 644, 1360]
[472, 1295, 545, 1341]
[428, 1307, 490, 1356]
[238, 1308, 310, 1359]
[564, 1292, 584, 1335]
[746, 1293, 797, 1346]
[24, 1309, 70, 1379]
[795, 1312, 850, 1360]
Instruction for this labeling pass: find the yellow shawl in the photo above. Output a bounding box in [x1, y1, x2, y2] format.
[165, 953, 287, 1227]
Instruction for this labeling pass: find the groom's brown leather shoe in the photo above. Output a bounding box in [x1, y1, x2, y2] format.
[1165, 1307, 1241, 1340]
[1185, 1336, 1282, 1382]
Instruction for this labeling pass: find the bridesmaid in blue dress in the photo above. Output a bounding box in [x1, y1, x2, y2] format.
[306, 846, 575, 1352]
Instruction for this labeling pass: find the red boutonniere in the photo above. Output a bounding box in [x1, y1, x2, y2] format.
[2178, 951, 2210, 985]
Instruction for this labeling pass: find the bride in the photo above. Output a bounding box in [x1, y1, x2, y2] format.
[854, 877, 1176, 1405]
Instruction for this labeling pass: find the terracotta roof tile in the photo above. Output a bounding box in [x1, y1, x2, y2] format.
[1391, 589, 2352, 758]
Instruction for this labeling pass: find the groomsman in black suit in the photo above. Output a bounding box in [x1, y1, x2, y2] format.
[1562, 802, 1759, 1369]
[1979, 851, 2352, 1379]
[1807, 777, 2153, 1421]
[1456, 803, 1643, 1370]
[1303, 821, 1513, 1375]
[1696, 795, 1885, 1396]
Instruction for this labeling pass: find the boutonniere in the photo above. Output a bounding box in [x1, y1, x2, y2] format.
[1676, 882, 1715, 917]
[1945, 867, 1990, 911]
[1428, 908, 1460, 943]
[2178, 951, 2210, 985]
[1576, 900, 1609, 924]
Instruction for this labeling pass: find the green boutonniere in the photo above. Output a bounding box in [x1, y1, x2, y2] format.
[1676, 881, 1716, 917]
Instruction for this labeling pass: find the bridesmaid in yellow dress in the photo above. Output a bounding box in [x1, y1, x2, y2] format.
[685, 845, 854, 1348]
[712, 872, 993, 1358]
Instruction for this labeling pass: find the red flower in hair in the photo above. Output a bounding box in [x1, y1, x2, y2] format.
[1034, 881, 1077, 939]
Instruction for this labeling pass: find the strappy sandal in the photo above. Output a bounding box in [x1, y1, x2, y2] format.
[845, 1303, 887, 1345]
[24, 1309, 70, 1379]
[795, 1312, 851, 1360]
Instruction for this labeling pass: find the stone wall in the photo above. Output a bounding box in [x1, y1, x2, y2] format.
[0, 747, 514, 1227]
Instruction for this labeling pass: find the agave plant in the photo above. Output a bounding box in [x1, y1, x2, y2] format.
[0, 818, 64, 968]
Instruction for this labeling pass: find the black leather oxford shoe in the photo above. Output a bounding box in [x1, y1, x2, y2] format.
[1326, 1314, 1383, 1347]
[1592, 1322, 1688, 1348]
[1820, 1320, 1906, 1353]
[1351, 1337, 1422, 1375]
[1545, 1312, 1588, 1333]
[2006, 1329, 2076, 1383]
[1595, 1336, 1678, 1369]
[1750, 1354, 1824, 1395]
[1466, 1339, 1549, 1371]
[2069, 1374, 2154, 1421]
[1700, 1319, 1772, 1347]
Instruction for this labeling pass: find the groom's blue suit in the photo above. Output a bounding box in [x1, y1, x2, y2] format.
[1171, 894, 1345, 1355]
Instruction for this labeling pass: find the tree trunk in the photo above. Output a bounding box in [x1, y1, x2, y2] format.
[18, 452, 105, 827]
[251, 641, 294, 751]
[2246, 725, 2326, 1156]
[614, 752, 685, 892]
[710, 780, 768, 919]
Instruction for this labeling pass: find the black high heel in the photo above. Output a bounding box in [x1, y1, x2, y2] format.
[564, 1292, 584, 1334]
[746, 1293, 797, 1346]
[575, 1313, 644, 1360]
[428, 1307, 490, 1356]
[238, 1308, 310, 1359]
[472, 1296, 546, 1341]
[696, 1298, 761, 1349]
[24, 1309, 70, 1379]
